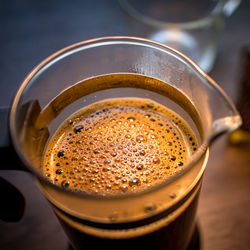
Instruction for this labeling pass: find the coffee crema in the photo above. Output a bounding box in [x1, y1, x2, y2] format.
[43, 98, 198, 195]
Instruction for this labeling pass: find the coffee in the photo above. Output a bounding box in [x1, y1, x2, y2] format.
[43, 98, 198, 195]
[37, 74, 203, 250]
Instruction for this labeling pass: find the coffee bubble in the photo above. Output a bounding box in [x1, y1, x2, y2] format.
[43, 97, 198, 195]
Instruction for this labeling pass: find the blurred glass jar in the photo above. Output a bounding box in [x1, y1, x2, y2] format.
[120, 0, 241, 72]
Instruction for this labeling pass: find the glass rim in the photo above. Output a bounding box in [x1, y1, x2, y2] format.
[119, 0, 228, 30]
[9, 36, 233, 201]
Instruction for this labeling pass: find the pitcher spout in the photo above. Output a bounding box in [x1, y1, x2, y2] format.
[210, 115, 242, 143]
[195, 72, 242, 145]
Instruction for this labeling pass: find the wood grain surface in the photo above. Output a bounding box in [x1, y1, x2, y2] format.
[0, 1, 249, 249]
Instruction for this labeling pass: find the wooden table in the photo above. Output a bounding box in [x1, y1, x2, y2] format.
[198, 137, 250, 250]
[1, 1, 249, 249]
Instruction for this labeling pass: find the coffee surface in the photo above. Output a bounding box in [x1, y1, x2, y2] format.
[43, 98, 198, 195]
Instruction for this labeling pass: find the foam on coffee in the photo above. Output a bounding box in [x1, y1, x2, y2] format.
[43, 98, 198, 195]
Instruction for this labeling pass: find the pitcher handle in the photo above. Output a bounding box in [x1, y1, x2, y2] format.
[0, 107, 27, 171]
[0, 106, 26, 222]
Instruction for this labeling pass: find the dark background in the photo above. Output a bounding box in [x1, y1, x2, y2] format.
[0, 0, 250, 249]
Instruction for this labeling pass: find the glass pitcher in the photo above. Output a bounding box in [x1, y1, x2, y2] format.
[9, 37, 241, 250]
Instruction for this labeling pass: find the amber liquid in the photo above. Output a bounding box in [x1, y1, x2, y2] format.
[43, 98, 198, 194]
[41, 74, 202, 250]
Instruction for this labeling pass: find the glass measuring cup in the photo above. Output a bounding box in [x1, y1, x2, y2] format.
[119, 0, 241, 72]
